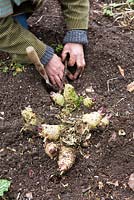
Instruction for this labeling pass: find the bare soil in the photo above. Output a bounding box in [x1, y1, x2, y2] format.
[0, 0, 134, 199]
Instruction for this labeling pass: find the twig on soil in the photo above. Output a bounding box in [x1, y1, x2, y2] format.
[109, 97, 126, 116]
[107, 77, 119, 93]
[93, 10, 102, 14]
[35, 15, 44, 24]
[82, 186, 91, 193]
[35, 15, 61, 24]
[6, 146, 16, 152]
[117, 65, 125, 77]
[113, 97, 126, 107]
[103, 1, 134, 28]
[16, 192, 21, 200]
[113, 10, 134, 18]
[2, 197, 6, 200]
[110, 97, 126, 113]
[58, 194, 61, 199]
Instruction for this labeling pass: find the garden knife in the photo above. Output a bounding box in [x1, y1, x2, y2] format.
[26, 46, 58, 92]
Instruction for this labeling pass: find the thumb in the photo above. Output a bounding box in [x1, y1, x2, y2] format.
[61, 49, 68, 62]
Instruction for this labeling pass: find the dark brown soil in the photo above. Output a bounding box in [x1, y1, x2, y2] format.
[0, 0, 134, 199]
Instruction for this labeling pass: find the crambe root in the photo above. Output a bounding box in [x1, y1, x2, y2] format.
[63, 84, 79, 104]
[58, 145, 76, 174]
[99, 114, 112, 129]
[50, 92, 65, 106]
[21, 107, 40, 132]
[82, 111, 103, 129]
[83, 97, 94, 108]
[44, 141, 59, 159]
[39, 124, 64, 141]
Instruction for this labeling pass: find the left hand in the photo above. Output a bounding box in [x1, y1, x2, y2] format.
[61, 43, 86, 80]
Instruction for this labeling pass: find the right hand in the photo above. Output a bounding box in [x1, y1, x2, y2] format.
[45, 54, 65, 88]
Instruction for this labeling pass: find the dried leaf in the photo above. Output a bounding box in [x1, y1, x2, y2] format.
[128, 173, 134, 191]
[117, 65, 125, 77]
[127, 81, 134, 92]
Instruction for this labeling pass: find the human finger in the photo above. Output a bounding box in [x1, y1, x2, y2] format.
[61, 50, 68, 62]
[77, 56, 86, 69]
[58, 62, 65, 80]
[66, 70, 74, 80]
[73, 57, 85, 79]
[68, 53, 76, 66]
[58, 69, 64, 81]
[49, 75, 57, 86]
[54, 75, 63, 88]
[73, 68, 82, 80]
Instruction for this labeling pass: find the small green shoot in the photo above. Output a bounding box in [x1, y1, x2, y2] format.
[0, 179, 11, 197]
[0, 60, 25, 76]
[103, 4, 114, 17]
[51, 43, 63, 55]
[127, 0, 134, 4]
[55, 44, 63, 54]
[0, 61, 9, 73]
[1, 66, 9, 73]
[11, 63, 25, 76]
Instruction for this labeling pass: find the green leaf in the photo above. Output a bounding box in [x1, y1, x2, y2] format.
[2, 66, 9, 73]
[103, 7, 114, 17]
[0, 179, 11, 197]
[55, 44, 63, 54]
[109, 3, 122, 8]
[13, 71, 17, 76]
[127, 0, 134, 3]
[11, 63, 25, 75]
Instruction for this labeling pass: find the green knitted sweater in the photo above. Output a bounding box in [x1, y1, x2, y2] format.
[0, 0, 89, 63]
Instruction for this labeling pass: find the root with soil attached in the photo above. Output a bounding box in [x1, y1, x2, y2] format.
[21, 84, 111, 174]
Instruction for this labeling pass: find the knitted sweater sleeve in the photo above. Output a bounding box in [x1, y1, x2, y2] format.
[61, 0, 89, 30]
[0, 16, 54, 64]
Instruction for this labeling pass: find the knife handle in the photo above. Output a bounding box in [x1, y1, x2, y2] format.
[26, 46, 50, 81]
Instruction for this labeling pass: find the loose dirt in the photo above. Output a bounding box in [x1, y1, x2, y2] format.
[0, 0, 134, 199]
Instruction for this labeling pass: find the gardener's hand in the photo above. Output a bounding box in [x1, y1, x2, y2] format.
[62, 43, 85, 80]
[45, 54, 65, 88]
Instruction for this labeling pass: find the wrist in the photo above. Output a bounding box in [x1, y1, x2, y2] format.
[40, 45, 54, 65]
[63, 30, 88, 45]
